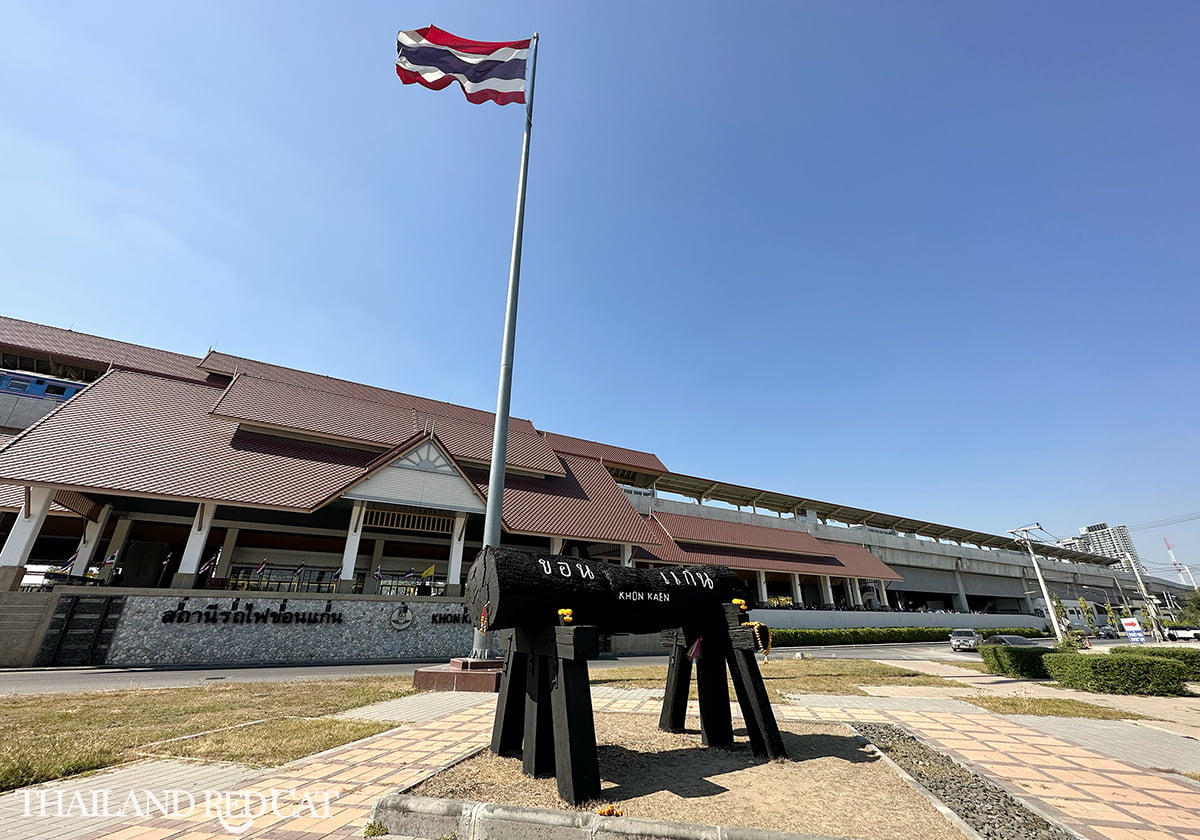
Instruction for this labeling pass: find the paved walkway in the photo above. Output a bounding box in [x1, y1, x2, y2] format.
[3, 662, 1199, 840]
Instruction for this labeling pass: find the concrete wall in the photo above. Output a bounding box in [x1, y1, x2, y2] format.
[102, 589, 474, 667]
[0, 591, 57, 666]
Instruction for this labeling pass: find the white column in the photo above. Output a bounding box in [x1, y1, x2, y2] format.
[215, 528, 239, 577]
[620, 544, 633, 567]
[173, 503, 216, 588]
[550, 537, 564, 554]
[877, 579, 890, 608]
[819, 575, 835, 607]
[0, 486, 54, 590]
[338, 501, 366, 592]
[756, 570, 768, 603]
[848, 577, 864, 607]
[446, 512, 468, 592]
[105, 516, 133, 580]
[790, 573, 802, 606]
[72, 504, 113, 575]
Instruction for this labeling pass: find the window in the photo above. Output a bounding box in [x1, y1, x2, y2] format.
[45, 385, 67, 397]
[7, 380, 29, 392]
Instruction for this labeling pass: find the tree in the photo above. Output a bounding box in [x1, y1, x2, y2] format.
[1051, 593, 1069, 631]
[1180, 589, 1200, 625]
[1078, 597, 1097, 635]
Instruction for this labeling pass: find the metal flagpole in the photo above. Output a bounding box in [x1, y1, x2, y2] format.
[471, 32, 540, 660]
[1010, 525, 1064, 644]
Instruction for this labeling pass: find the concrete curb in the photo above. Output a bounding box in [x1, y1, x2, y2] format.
[370, 793, 864, 840]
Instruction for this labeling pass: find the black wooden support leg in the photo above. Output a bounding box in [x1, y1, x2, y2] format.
[491, 644, 527, 756]
[523, 653, 556, 777]
[728, 648, 787, 759]
[659, 641, 692, 733]
[550, 655, 601, 805]
[695, 642, 733, 748]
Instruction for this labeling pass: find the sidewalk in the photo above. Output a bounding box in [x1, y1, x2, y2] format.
[1, 673, 1198, 840]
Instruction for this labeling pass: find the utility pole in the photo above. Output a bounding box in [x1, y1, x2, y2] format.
[1010, 525, 1064, 644]
[1165, 538, 1198, 590]
[1126, 552, 1164, 642]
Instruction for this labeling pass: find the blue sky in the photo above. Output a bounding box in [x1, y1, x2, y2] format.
[1, 2, 1197, 577]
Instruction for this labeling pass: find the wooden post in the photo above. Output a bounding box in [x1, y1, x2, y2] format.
[727, 647, 786, 758]
[550, 640, 601, 804]
[694, 632, 733, 748]
[522, 649, 556, 778]
[490, 634, 527, 756]
[658, 629, 693, 733]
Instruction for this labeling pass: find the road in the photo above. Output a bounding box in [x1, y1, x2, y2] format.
[0, 639, 1121, 695]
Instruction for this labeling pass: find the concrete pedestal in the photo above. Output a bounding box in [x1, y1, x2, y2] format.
[412, 657, 504, 692]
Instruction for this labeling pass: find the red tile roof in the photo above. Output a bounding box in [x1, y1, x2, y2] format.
[0, 370, 379, 510]
[0, 316, 206, 382]
[466, 454, 660, 546]
[647, 511, 901, 580]
[211, 375, 564, 476]
[199, 350, 537, 434]
[541, 431, 666, 474]
[0, 483, 73, 515]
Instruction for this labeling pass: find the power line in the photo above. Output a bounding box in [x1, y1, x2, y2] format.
[1129, 512, 1200, 531]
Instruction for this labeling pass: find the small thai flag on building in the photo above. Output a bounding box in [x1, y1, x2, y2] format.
[255, 559, 268, 575]
[58, 554, 77, 573]
[293, 563, 305, 578]
[198, 548, 220, 576]
[101, 552, 118, 568]
[331, 567, 341, 581]
[403, 567, 416, 579]
[395, 26, 531, 106]
[161, 552, 173, 567]
[372, 566, 383, 581]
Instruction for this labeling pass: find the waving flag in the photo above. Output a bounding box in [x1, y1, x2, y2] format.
[372, 566, 383, 582]
[255, 558, 268, 576]
[420, 564, 436, 579]
[101, 552, 118, 568]
[199, 548, 221, 576]
[58, 554, 77, 573]
[396, 26, 530, 106]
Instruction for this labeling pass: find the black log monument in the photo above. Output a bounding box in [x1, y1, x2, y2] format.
[466, 546, 787, 804]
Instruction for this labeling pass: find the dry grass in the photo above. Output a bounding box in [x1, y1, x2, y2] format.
[592, 657, 966, 699]
[960, 695, 1151, 720]
[932, 659, 990, 673]
[412, 712, 968, 840]
[0, 676, 415, 791]
[139, 718, 392, 766]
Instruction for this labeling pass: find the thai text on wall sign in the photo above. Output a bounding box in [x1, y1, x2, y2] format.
[161, 598, 344, 626]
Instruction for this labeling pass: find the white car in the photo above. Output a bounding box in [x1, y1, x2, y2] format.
[1165, 626, 1200, 642]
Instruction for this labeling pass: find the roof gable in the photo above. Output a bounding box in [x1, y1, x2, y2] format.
[342, 436, 485, 513]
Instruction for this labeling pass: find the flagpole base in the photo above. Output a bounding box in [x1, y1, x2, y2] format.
[412, 656, 503, 692]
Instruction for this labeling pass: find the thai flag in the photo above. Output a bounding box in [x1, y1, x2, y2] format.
[293, 563, 305, 578]
[58, 554, 77, 573]
[372, 566, 382, 581]
[255, 559, 268, 575]
[101, 552, 118, 567]
[396, 26, 530, 106]
[331, 567, 341, 581]
[403, 567, 416, 579]
[198, 548, 220, 575]
[161, 552, 173, 567]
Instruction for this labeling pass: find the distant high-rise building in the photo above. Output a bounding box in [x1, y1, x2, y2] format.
[1057, 523, 1144, 573]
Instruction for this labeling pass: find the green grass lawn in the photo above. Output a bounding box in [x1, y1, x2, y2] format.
[0, 676, 416, 791]
[960, 695, 1151, 719]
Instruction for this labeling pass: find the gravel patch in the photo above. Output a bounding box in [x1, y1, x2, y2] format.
[855, 724, 1074, 840]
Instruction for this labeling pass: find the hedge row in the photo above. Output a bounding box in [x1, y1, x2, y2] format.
[1109, 646, 1200, 679]
[1044, 653, 1188, 696]
[980, 645, 1051, 678]
[769, 626, 1046, 647]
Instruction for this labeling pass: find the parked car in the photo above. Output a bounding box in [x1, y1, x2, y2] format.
[949, 629, 983, 651]
[981, 634, 1039, 646]
[1165, 626, 1200, 642]
[1095, 625, 1119, 639]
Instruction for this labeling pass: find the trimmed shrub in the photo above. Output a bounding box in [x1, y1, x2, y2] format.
[767, 626, 1045, 648]
[1044, 652, 1187, 696]
[1109, 646, 1200, 680]
[979, 645, 1051, 678]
